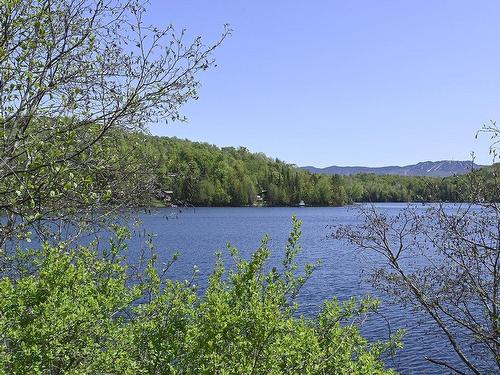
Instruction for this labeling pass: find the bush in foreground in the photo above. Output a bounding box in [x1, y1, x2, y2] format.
[0, 217, 400, 374]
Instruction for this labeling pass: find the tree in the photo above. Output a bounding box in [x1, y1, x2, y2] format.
[334, 128, 500, 374]
[0, 0, 229, 248]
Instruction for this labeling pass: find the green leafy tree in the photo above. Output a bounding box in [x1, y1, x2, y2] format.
[0, 0, 229, 247]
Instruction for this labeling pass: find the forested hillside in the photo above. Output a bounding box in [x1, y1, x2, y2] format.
[117, 132, 498, 206]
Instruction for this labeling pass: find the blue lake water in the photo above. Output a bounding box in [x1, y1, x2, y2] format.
[125, 204, 471, 374]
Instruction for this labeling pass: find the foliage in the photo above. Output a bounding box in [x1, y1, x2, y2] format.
[0, 218, 400, 374]
[0, 0, 229, 247]
[114, 133, 499, 207]
[0, 2, 402, 374]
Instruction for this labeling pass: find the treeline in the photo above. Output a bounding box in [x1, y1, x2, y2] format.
[116, 132, 498, 206]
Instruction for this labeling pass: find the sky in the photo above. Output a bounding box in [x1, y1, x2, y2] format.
[145, 1, 500, 167]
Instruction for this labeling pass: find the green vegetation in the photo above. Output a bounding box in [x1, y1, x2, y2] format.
[0, 0, 229, 244]
[2, 0, 496, 372]
[0, 1, 401, 373]
[0, 218, 400, 374]
[118, 132, 499, 207]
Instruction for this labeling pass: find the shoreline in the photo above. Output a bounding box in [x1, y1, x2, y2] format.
[149, 201, 479, 209]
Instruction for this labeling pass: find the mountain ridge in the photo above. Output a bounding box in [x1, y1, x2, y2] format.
[301, 160, 484, 177]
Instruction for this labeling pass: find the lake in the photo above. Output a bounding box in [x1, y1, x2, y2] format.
[126, 204, 470, 374]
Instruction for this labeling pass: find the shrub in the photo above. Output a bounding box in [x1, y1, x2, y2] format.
[0, 217, 400, 374]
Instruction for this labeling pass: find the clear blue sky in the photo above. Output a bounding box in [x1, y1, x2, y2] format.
[146, 0, 499, 167]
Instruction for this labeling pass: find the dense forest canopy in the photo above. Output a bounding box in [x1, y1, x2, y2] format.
[116, 132, 499, 207]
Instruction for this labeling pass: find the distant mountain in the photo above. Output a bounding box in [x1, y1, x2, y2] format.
[301, 160, 484, 177]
